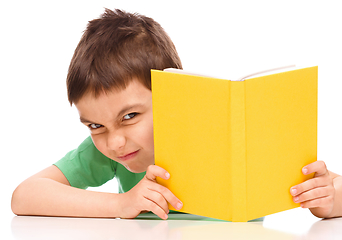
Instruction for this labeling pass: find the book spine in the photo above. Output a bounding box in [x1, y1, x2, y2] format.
[230, 81, 247, 222]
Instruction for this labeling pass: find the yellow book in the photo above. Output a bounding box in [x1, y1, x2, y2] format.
[152, 66, 317, 222]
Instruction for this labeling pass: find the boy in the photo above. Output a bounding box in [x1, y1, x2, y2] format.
[11, 8, 342, 220]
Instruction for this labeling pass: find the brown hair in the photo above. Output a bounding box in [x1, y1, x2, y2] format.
[67, 8, 182, 105]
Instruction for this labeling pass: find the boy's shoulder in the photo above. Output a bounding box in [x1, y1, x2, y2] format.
[77, 136, 95, 153]
[68, 136, 108, 160]
[55, 136, 116, 189]
[57, 136, 115, 172]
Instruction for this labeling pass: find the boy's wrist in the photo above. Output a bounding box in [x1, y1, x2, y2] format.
[330, 176, 342, 218]
[111, 192, 129, 219]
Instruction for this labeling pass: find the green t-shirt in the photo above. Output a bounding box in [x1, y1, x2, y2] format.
[54, 136, 145, 193]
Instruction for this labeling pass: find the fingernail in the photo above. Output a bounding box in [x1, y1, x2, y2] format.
[291, 187, 297, 195]
[302, 167, 308, 174]
[164, 214, 168, 220]
[165, 172, 170, 179]
[294, 197, 299, 202]
[177, 202, 183, 210]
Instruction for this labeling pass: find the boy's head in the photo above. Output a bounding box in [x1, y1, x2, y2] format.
[67, 8, 182, 105]
[69, 9, 182, 173]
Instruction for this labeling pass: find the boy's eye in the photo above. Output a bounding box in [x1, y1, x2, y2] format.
[89, 123, 103, 129]
[123, 112, 138, 120]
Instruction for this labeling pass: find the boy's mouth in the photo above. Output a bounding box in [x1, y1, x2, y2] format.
[117, 150, 140, 161]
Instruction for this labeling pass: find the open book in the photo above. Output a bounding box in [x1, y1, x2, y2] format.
[151, 66, 318, 222]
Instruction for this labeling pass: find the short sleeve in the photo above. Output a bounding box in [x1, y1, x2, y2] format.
[116, 164, 145, 193]
[54, 136, 116, 189]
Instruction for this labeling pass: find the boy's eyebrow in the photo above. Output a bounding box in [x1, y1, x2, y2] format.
[79, 116, 93, 123]
[116, 103, 144, 118]
[79, 103, 145, 124]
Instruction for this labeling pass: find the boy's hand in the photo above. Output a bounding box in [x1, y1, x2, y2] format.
[119, 165, 183, 220]
[290, 160, 335, 218]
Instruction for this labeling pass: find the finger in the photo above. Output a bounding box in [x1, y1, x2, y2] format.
[293, 186, 332, 203]
[144, 165, 183, 210]
[299, 195, 334, 209]
[142, 197, 169, 220]
[291, 177, 330, 196]
[144, 189, 169, 214]
[302, 160, 328, 177]
[145, 165, 170, 182]
[149, 182, 183, 210]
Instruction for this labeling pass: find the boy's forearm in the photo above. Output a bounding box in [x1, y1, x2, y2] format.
[12, 178, 123, 218]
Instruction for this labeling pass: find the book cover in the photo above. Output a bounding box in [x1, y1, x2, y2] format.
[152, 66, 317, 222]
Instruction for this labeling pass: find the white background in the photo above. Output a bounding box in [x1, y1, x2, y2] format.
[1, 0, 341, 219]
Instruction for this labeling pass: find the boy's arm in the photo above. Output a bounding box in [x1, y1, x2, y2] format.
[11, 165, 122, 218]
[290, 161, 342, 218]
[11, 165, 182, 219]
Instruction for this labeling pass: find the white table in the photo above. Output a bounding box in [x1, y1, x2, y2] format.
[4, 207, 342, 240]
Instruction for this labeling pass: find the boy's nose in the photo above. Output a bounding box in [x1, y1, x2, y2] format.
[107, 131, 126, 152]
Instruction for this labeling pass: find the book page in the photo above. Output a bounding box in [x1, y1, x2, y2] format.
[163, 65, 300, 81]
[237, 65, 296, 80]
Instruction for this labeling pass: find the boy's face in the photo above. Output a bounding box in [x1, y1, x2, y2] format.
[75, 80, 154, 173]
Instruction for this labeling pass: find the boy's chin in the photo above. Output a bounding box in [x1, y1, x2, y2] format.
[118, 155, 155, 173]
[123, 163, 150, 173]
